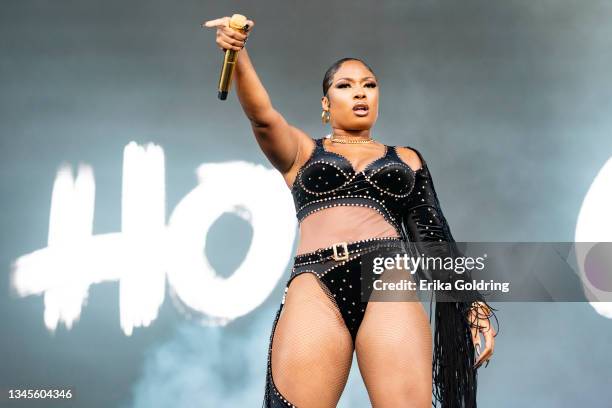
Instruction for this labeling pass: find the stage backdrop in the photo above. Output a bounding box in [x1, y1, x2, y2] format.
[2, 0, 612, 407]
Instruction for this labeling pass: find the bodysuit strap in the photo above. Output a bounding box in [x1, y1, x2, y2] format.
[312, 137, 331, 158]
[387, 145, 400, 160]
[315, 137, 324, 150]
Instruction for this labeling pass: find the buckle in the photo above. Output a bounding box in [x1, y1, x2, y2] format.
[332, 241, 349, 261]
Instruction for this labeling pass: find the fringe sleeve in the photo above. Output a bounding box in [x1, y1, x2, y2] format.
[398, 147, 499, 408]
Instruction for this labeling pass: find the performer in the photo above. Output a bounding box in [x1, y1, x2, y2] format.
[203, 16, 498, 408]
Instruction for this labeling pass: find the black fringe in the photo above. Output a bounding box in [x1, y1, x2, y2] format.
[432, 301, 476, 408]
[413, 240, 500, 408]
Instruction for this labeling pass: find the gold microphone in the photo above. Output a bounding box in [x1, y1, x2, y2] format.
[217, 14, 249, 100]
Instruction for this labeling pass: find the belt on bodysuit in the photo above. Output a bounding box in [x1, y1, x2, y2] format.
[293, 236, 404, 266]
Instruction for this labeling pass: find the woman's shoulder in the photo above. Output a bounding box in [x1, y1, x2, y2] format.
[394, 145, 426, 172]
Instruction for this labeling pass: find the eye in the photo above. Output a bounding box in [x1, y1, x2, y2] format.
[336, 82, 376, 89]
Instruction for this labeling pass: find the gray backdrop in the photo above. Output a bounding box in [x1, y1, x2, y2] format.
[2, 0, 612, 407]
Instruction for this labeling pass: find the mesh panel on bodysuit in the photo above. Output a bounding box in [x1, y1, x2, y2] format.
[296, 206, 400, 255]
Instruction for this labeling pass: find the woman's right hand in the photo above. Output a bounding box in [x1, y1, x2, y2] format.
[201, 16, 254, 52]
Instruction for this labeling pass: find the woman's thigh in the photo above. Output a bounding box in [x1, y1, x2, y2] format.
[271, 272, 354, 407]
[355, 299, 433, 408]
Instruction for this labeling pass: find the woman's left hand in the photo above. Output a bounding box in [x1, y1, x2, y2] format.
[469, 303, 496, 369]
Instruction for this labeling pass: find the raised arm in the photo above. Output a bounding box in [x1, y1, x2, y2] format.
[203, 17, 313, 183]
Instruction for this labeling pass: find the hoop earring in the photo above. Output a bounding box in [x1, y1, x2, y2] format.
[321, 110, 330, 124]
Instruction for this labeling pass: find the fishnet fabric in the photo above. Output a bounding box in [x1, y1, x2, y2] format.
[270, 272, 353, 407]
[356, 257, 433, 407]
[264, 238, 434, 407]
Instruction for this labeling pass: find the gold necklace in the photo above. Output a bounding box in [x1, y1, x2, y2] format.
[330, 133, 375, 144]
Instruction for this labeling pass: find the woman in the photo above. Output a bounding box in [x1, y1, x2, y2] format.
[203, 16, 498, 408]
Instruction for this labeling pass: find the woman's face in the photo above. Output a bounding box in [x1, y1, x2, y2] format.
[322, 60, 379, 131]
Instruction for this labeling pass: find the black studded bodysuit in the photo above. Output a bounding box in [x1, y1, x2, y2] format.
[293, 137, 418, 236]
[263, 137, 497, 408]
